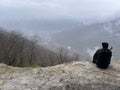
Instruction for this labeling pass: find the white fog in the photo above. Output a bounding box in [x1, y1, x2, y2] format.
[0, 0, 120, 60]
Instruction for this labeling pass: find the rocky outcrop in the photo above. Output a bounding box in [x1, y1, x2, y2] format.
[0, 61, 120, 90]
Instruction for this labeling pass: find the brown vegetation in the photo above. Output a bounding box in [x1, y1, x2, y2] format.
[0, 29, 80, 67]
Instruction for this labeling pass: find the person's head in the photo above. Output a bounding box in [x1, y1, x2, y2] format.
[102, 42, 109, 49]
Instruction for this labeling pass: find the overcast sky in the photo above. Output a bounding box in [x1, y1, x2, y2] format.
[0, 0, 120, 21]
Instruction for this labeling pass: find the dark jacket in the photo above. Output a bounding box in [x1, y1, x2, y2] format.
[93, 48, 112, 69]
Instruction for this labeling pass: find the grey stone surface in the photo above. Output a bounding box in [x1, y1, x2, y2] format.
[0, 61, 120, 90]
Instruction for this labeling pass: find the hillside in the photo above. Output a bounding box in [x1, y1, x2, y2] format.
[0, 29, 80, 67]
[0, 61, 120, 90]
[52, 18, 120, 60]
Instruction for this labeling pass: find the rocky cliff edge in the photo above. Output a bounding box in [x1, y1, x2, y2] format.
[0, 61, 120, 90]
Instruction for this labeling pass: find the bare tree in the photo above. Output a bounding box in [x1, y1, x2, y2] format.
[0, 30, 81, 67]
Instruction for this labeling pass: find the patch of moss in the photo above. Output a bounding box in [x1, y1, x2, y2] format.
[24, 66, 40, 70]
[0, 65, 13, 70]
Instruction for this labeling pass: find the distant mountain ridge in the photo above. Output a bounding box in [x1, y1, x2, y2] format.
[52, 18, 120, 60]
[1, 17, 120, 60]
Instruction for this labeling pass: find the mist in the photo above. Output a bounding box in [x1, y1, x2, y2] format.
[1, 0, 120, 60]
[0, 0, 120, 37]
[1, 0, 120, 20]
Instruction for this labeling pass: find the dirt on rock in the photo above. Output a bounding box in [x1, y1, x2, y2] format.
[0, 61, 120, 90]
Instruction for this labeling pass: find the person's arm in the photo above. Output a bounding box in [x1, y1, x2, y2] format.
[109, 46, 113, 50]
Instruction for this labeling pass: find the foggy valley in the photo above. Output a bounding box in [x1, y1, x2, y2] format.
[1, 18, 120, 60]
[0, 0, 120, 61]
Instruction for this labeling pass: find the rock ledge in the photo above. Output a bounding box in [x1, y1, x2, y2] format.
[0, 61, 120, 90]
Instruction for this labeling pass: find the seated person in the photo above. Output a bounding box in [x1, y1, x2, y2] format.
[93, 42, 112, 69]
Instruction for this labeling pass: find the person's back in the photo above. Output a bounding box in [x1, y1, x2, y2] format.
[93, 42, 112, 69]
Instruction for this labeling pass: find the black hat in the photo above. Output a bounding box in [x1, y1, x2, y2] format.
[102, 42, 109, 48]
